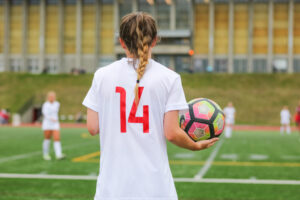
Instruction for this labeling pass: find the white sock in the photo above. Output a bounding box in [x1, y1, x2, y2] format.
[287, 126, 291, 134]
[225, 126, 232, 138]
[43, 139, 51, 155]
[54, 141, 63, 158]
[280, 126, 284, 134]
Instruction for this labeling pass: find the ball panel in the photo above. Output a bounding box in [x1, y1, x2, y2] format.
[209, 99, 222, 111]
[192, 101, 215, 121]
[179, 112, 191, 130]
[213, 112, 225, 136]
[188, 122, 210, 141]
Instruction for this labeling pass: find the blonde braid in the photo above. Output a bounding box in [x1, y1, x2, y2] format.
[119, 12, 157, 104]
[134, 18, 151, 104]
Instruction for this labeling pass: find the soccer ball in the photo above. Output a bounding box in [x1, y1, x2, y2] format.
[179, 98, 225, 141]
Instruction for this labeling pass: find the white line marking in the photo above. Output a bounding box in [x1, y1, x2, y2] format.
[0, 173, 96, 180]
[0, 142, 95, 164]
[281, 155, 300, 160]
[0, 152, 41, 164]
[194, 139, 224, 179]
[174, 153, 195, 159]
[249, 154, 269, 160]
[1, 173, 300, 185]
[220, 153, 238, 160]
[174, 178, 300, 185]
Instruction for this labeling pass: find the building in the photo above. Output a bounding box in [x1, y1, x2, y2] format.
[0, 0, 300, 73]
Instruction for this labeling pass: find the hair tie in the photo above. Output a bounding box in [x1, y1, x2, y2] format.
[136, 79, 140, 83]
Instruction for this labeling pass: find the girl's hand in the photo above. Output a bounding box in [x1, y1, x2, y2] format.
[194, 138, 219, 151]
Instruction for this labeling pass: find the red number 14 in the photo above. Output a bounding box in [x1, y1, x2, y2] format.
[115, 86, 149, 133]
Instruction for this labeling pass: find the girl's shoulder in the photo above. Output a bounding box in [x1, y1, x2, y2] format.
[149, 59, 180, 79]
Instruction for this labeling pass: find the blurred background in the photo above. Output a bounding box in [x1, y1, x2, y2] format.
[0, 0, 300, 74]
[0, 1, 300, 200]
[0, 0, 300, 126]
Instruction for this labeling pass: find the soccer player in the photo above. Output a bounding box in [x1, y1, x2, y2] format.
[295, 100, 300, 134]
[42, 91, 65, 160]
[83, 12, 218, 200]
[280, 106, 291, 135]
[223, 102, 236, 138]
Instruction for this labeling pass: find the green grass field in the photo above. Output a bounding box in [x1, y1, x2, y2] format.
[1, 126, 300, 200]
[1, 73, 300, 125]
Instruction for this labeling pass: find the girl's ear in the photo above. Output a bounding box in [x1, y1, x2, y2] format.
[151, 37, 157, 48]
[119, 38, 127, 50]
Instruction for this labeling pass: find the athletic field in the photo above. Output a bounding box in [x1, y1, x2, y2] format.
[0, 126, 300, 200]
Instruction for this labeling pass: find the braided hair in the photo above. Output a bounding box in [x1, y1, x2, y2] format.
[119, 12, 157, 104]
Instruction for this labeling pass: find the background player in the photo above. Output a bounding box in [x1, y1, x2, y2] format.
[295, 100, 300, 135]
[42, 91, 65, 160]
[280, 105, 291, 135]
[83, 12, 218, 200]
[223, 102, 236, 138]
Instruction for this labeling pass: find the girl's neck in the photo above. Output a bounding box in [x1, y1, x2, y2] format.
[125, 49, 152, 59]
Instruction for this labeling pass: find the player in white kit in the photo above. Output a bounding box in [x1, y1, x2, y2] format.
[280, 106, 291, 134]
[42, 91, 65, 160]
[223, 102, 235, 138]
[83, 13, 218, 200]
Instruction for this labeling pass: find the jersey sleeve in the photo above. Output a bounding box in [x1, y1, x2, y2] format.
[165, 76, 188, 113]
[82, 74, 100, 112]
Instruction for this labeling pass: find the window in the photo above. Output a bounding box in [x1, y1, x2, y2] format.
[45, 58, 58, 74]
[29, 0, 40, 4]
[65, 0, 76, 4]
[214, 59, 228, 72]
[253, 59, 267, 73]
[10, 58, 21, 72]
[156, 0, 170, 30]
[119, 0, 132, 22]
[46, 0, 58, 4]
[194, 58, 208, 73]
[27, 58, 39, 73]
[83, 0, 95, 3]
[293, 59, 300, 72]
[138, 0, 152, 14]
[11, 0, 22, 5]
[176, 0, 189, 29]
[175, 56, 190, 72]
[0, 58, 4, 72]
[233, 59, 247, 73]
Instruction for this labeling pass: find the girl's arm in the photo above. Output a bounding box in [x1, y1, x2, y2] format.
[86, 108, 99, 136]
[164, 110, 218, 151]
[42, 104, 54, 121]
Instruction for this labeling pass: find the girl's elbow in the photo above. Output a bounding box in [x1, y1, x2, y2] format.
[88, 127, 99, 136]
[165, 129, 177, 142]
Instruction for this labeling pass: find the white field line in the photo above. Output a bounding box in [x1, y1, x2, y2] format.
[1, 173, 300, 185]
[194, 139, 224, 179]
[0, 142, 95, 164]
[174, 178, 300, 185]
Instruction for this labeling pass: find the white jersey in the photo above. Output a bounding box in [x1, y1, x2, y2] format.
[280, 109, 290, 124]
[83, 58, 188, 200]
[223, 106, 235, 124]
[42, 101, 60, 130]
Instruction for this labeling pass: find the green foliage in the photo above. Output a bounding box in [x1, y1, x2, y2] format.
[0, 73, 300, 125]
